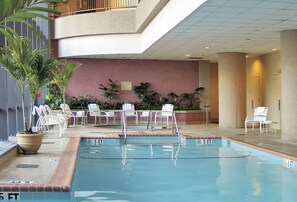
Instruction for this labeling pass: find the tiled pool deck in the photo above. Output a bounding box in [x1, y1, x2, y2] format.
[0, 123, 297, 193]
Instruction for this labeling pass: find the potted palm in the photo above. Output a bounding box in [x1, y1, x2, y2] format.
[0, 37, 59, 154]
[51, 60, 81, 105]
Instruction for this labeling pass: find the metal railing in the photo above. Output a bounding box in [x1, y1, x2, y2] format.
[121, 111, 127, 138]
[172, 112, 180, 137]
[120, 110, 180, 139]
[53, 0, 141, 17]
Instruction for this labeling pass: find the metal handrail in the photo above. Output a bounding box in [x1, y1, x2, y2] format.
[53, 0, 141, 17]
[172, 112, 180, 137]
[121, 111, 127, 138]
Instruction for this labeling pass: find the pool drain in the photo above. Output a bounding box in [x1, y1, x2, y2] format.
[16, 164, 39, 168]
[10, 180, 33, 184]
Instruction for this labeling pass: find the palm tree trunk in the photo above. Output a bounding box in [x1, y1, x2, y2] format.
[29, 99, 34, 132]
[20, 86, 27, 131]
[63, 90, 66, 105]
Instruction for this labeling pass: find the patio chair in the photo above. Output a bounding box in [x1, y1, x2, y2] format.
[122, 103, 138, 124]
[88, 103, 116, 124]
[42, 105, 67, 130]
[154, 104, 174, 126]
[60, 103, 76, 125]
[140, 111, 150, 124]
[245, 106, 268, 133]
[33, 106, 64, 137]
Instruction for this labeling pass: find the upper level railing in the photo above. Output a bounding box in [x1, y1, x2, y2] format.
[53, 0, 141, 17]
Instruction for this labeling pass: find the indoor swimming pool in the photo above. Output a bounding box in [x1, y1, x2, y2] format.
[71, 136, 297, 202]
[3, 136, 297, 201]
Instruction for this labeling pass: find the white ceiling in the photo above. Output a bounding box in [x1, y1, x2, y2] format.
[94, 0, 297, 62]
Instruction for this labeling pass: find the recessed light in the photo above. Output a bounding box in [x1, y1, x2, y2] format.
[204, 46, 211, 49]
[272, 48, 277, 51]
[186, 54, 191, 57]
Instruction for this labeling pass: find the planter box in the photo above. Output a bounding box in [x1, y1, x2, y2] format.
[175, 110, 207, 124]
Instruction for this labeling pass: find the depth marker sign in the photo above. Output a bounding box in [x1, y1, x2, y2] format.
[0, 192, 20, 201]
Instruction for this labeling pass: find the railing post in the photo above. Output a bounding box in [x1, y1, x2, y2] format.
[172, 112, 180, 137]
[121, 111, 127, 138]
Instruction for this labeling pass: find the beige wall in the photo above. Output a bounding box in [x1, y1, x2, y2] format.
[199, 61, 211, 109]
[246, 51, 281, 129]
[246, 57, 264, 116]
[210, 63, 218, 123]
[54, 10, 136, 39]
[52, 0, 169, 39]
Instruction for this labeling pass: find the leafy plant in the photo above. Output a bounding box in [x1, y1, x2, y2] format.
[27, 51, 59, 129]
[133, 82, 159, 108]
[66, 95, 98, 109]
[45, 83, 62, 109]
[180, 87, 204, 109]
[0, 0, 63, 45]
[51, 60, 81, 105]
[0, 37, 58, 132]
[99, 102, 122, 110]
[99, 79, 119, 105]
[167, 92, 180, 107]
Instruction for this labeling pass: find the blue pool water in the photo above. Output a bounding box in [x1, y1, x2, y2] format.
[71, 137, 297, 202]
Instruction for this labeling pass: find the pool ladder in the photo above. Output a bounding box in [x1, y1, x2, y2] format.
[121, 111, 128, 139]
[121, 110, 180, 138]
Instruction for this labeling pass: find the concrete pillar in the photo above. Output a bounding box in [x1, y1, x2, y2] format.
[199, 61, 210, 109]
[218, 52, 246, 128]
[280, 30, 297, 142]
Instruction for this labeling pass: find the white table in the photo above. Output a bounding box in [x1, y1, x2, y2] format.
[261, 120, 276, 133]
[204, 105, 210, 124]
[75, 111, 87, 125]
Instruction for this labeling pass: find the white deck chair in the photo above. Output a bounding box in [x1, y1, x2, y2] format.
[245, 106, 268, 133]
[154, 104, 174, 126]
[88, 103, 116, 124]
[60, 103, 76, 125]
[41, 105, 67, 131]
[140, 111, 150, 124]
[33, 106, 63, 137]
[122, 103, 138, 124]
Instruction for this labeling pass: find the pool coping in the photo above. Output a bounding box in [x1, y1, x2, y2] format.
[1, 134, 297, 192]
[223, 136, 297, 161]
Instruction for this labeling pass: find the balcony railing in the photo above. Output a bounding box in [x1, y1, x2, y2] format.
[53, 0, 141, 17]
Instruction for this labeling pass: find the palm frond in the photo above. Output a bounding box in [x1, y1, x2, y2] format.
[0, 0, 64, 44]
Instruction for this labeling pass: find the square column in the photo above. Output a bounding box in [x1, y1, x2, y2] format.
[281, 30, 297, 142]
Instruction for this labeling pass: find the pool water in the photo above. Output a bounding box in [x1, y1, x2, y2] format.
[71, 137, 297, 202]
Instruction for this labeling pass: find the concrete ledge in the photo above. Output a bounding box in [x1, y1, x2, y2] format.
[0, 142, 18, 168]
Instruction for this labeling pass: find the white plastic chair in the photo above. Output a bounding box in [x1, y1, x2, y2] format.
[140, 111, 150, 124]
[245, 106, 268, 133]
[122, 103, 138, 124]
[154, 104, 174, 126]
[33, 106, 63, 137]
[60, 103, 76, 125]
[88, 103, 116, 125]
[42, 105, 67, 131]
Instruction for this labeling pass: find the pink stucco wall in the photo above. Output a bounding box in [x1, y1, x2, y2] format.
[66, 58, 200, 103]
